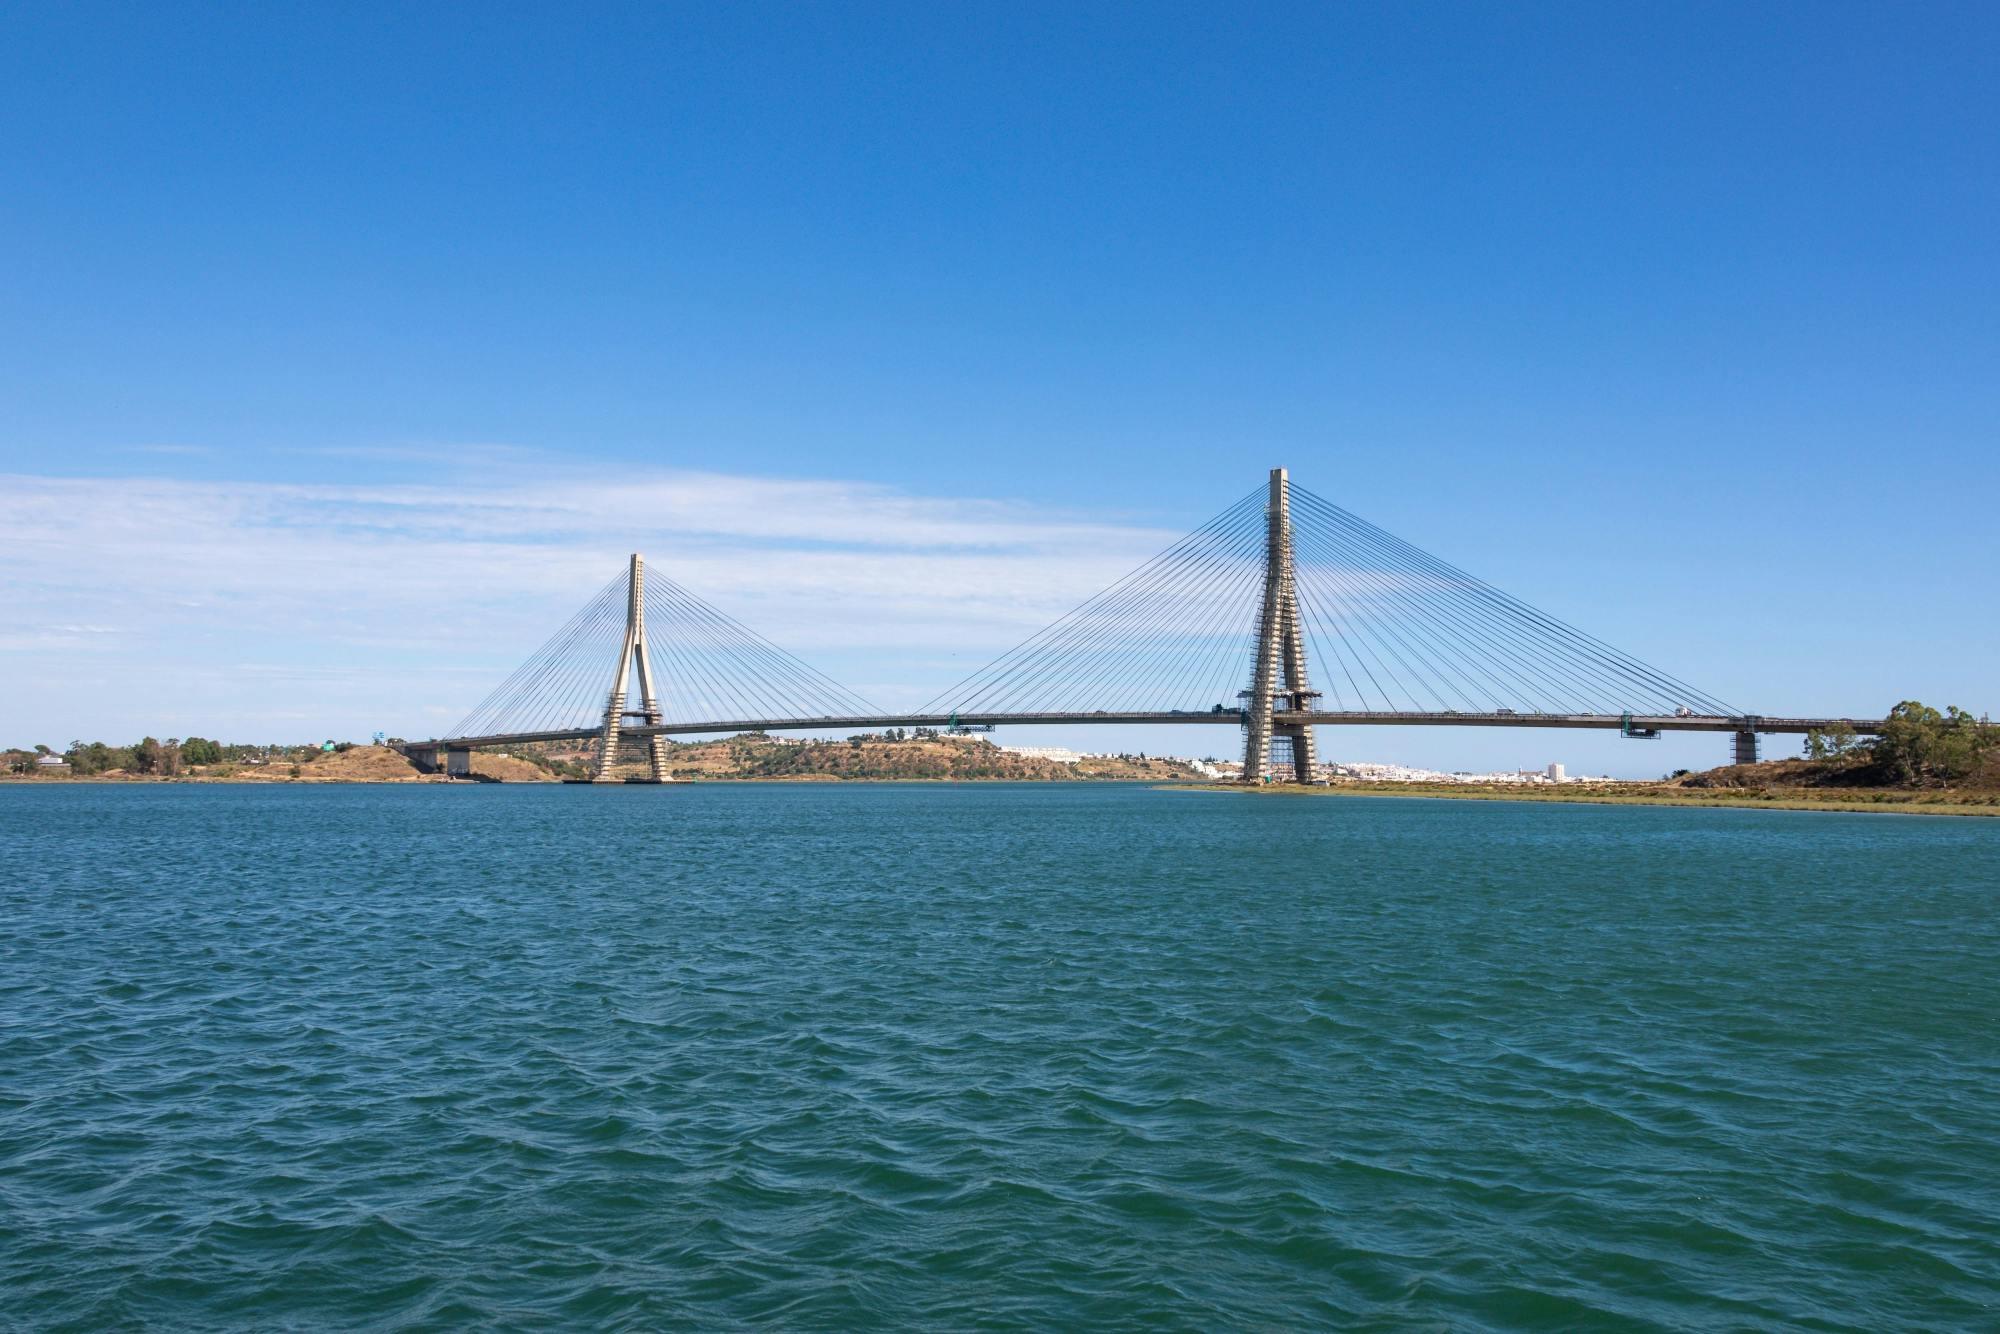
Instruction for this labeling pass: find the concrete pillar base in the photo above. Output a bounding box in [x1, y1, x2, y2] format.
[1277, 723, 1316, 783]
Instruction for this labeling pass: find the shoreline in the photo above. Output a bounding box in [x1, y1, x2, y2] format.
[1155, 782, 2000, 817]
[11, 775, 1996, 814]
[0, 774, 1179, 787]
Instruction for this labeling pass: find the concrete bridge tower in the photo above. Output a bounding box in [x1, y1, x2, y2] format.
[594, 553, 671, 782]
[1241, 468, 1320, 783]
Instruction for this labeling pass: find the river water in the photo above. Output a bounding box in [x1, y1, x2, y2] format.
[3, 783, 1997, 1329]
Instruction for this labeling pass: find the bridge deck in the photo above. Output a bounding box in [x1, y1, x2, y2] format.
[412, 711, 1884, 752]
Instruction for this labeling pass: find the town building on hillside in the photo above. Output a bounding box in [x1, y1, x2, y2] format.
[999, 745, 1083, 764]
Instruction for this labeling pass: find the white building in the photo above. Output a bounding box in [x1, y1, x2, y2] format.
[999, 745, 1083, 764]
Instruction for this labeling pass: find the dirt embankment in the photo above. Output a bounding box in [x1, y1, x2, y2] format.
[21, 738, 1201, 785]
[30, 746, 560, 784]
[595, 733, 1205, 782]
[1072, 754, 1207, 781]
[1675, 753, 2000, 794]
[270, 746, 553, 782]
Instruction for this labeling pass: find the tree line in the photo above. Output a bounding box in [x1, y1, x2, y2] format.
[1804, 701, 1996, 788]
[4, 738, 335, 776]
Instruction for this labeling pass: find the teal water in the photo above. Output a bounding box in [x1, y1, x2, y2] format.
[2, 784, 1997, 1330]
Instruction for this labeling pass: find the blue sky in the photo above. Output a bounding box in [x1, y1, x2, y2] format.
[2, 3, 1994, 774]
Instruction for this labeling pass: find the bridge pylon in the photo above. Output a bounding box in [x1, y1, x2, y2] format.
[594, 553, 671, 782]
[1241, 467, 1321, 783]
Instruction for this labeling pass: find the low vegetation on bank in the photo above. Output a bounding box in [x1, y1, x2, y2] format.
[2, 741, 552, 784]
[1699, 701, 1998, 792]
[13, 702, 1986, 801]
[4, 730, 1202, 784]
[1178, 778, 2000, 816]
[1171, 700, 2000, 816]
[591, 731, 1200, 782]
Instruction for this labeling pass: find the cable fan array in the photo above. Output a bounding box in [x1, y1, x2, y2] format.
[1285, 486, 1735, 717]
[448, 570, 875, 740]
[446, 480, 1735, 743]
[918, 488, 1272, 717]
[925, 483, 1736, 719]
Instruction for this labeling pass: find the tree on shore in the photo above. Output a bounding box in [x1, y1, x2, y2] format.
[1873, 702, 1994, 787]
[66, 741, 135, 775]
[1806, 701, 1997, 788]
[1803, 721, 1860, 761]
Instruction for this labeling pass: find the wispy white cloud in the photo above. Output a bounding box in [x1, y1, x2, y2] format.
[0, 466, 1184, 740]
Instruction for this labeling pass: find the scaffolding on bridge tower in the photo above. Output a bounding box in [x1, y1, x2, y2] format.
[1241, 467, 1320, 784]
[595, 553, 670, 782]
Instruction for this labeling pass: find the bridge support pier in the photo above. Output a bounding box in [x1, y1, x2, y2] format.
[1732, 730, 1760, 766]
[1242, 467, 1320, 783]
[446, 747, 472, 778]
[594, 553, 671, 783]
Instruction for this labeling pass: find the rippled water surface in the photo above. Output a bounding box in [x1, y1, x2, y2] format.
[3, 784, 1999, 1329]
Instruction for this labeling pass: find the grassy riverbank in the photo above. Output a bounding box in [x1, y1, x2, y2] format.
[1160, 781, 2000, 817]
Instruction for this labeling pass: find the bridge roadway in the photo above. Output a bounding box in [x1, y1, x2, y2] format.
[411, 710, 1885, 755]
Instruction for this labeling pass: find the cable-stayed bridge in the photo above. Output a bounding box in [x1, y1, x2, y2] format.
[406, 469, 1884, 781]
